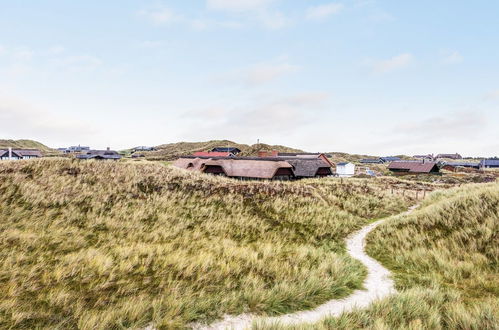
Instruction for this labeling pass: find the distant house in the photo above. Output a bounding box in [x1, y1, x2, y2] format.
[388, 161, 439, 175]
[0, 148, 42, 160]
[442, 161, 480, 169]
[413, 154, 434, 161]
[380, 156, 401, 163]
[211, 147, 241, 154]
[336, 162, 355, 177]
[479, 159, 499, 168]
[58, 145, 90, 153]
[436, 153, 462, 160]
[259, 151, 334, 167]
[76, 148, 121, 160]
[192, 151, 235, 157]
[132, 146, 155, 152]
[360, 158, 383, 164]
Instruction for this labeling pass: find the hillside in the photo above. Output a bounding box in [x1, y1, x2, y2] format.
[0, 139, 55, 153]
[0, 159, 414, 329]
[283, 183, 498, 329]
[143, 140, 304, 160]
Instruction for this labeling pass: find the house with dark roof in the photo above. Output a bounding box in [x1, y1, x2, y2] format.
[360, 157, 401, 164]
[211, 147, 241, 154]
[436, 153, 462, 160]
[132, 146, 156, 152]
[479, 159, 499, 168]
[380, 156, 401, 162]
[413, 154, 434, 161]
[259, 151, 334, 167]
[360, 158, 383, 164]
[76, 148, 121, 160]
[58, 145, 90, 153]
[442, 161, 480, 169]
[0, 148, 42, 160]
[388, 161, 440, 175]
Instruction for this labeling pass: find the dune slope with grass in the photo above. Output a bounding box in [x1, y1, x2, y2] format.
[0, 159, 411, 329]
[270, 183, 498, 329]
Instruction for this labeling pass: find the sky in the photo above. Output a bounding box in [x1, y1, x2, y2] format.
[0, 0, 498, 156]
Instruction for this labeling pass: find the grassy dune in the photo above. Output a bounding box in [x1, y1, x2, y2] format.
[0, 139, 56, 153]
[0, 159, 410, 329]
[271, 183, 498, 329]
[143, 140, 304, 160]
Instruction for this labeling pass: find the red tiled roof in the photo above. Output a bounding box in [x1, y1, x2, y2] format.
[192, 151, 232, 157]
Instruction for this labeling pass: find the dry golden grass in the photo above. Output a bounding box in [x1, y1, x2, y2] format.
[265, 183, 498, 329]
[0, 159, 413, 329]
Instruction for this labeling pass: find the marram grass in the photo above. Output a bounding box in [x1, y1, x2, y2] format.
[0, 159, 412, 329]
[263, 182, 498, 329]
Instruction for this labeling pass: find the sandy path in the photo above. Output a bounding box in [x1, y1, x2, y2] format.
[192, 206, 416, 330]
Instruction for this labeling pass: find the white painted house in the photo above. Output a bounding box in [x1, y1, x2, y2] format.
[336, 162, 355, 177]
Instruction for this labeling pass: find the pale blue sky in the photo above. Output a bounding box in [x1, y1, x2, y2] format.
[1, 0, 498, 156]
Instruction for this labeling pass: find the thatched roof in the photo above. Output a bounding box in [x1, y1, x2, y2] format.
[173, 156, 332, 179]
[388, 161, 439, 173]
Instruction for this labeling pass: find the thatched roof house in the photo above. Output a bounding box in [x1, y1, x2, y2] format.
[388, 161, 439, 174]
[173, 157, 294, 180]
[173, 156, 333, 180]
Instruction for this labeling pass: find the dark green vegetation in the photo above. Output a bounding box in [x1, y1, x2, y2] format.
[0, 159, 412, 329]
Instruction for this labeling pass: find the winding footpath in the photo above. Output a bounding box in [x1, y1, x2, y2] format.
[192, 206, 417, 330]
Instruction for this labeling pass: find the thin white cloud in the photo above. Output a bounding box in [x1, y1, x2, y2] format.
[57, 55, 102, 72]
[0, 96, 97, 142]
[183, 92, 330, 138]
[206, 0, 288, 29]
[484, 89, 499, 100]
[45, 45, 66, 55]
[306, 3, 344, 21]
[138, 6, 178, 25]
[395, 111, 485, 137]
[206, 0, 275, 12]
[441, 50, 463, 64]
[368, 53, 413, 73]
[216, 59, 300, 86]
[257, 10, 289, 29]
[246, 63, 300, 85]
[139, 40, 164, 48]
[12, 48, 34, 61]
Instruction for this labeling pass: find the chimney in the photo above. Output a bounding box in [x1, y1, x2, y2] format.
[8, 147, 12, 160]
